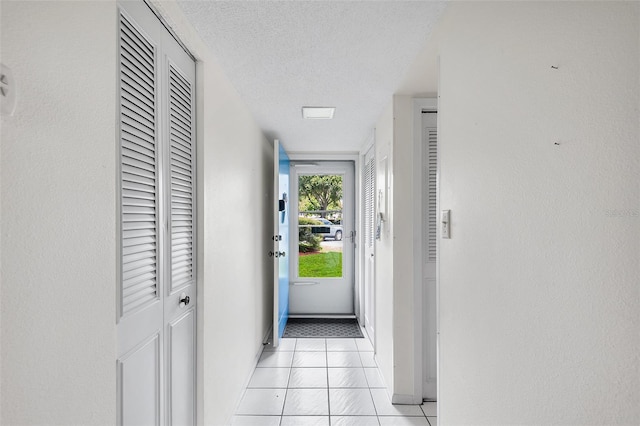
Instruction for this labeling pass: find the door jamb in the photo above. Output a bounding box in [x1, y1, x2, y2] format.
[413, 98, 438, 402]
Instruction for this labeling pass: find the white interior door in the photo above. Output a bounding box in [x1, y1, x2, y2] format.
[163, 20, 197, 426]
[117, 2, 196, 424]
[363, 147, 376, 342]
[289, 162, 355, 315]
[422, 111, 437, 400]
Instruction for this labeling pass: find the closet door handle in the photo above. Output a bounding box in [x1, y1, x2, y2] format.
[179, 293, 190, 308]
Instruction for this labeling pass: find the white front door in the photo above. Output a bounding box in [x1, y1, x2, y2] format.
[116, 2, 196, 424]
[289, 162, 355, 315]
[362, 146, 376, 342]
[273, 140, 290, 347]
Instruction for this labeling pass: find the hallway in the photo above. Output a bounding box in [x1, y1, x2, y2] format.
[232, 337, 436, 425]
[2, 1, 638, 425]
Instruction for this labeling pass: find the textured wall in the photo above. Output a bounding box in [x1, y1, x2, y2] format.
[435, 2, 639, 424]
[0, 1, 118, 424]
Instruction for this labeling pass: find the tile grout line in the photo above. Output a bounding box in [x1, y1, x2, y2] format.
[358, 348, 381, 425]
[278, 339, 296, 425]
[325, 339, 332, 426]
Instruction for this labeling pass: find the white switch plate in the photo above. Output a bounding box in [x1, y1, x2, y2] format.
[441, 210, 451, 239]
[1, 63, 17, 116]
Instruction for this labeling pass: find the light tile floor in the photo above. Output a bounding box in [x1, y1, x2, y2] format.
[232, 337, 437, 426]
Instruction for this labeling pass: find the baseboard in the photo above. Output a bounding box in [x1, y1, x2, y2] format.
[392, 393, 423, 405]
[262, 324, 273, 345]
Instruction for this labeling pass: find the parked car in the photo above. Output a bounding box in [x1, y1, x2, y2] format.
[313, 218, 343, 241]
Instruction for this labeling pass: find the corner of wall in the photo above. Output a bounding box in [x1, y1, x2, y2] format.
[390, 94, 420, 399]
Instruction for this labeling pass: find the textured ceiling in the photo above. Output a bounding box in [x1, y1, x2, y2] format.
[177, 1, 446, 152]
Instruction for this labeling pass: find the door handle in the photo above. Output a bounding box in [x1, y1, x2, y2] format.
[179, 293, 190, 308]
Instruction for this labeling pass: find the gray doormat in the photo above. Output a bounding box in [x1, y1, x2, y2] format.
[283, 318, 364, 338]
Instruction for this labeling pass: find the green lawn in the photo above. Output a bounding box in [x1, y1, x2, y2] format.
[299, 252, 342, 277]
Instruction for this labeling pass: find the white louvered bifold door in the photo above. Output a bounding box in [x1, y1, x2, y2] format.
[163, 35, 196, 426]
[117, 2, 196, 425]
[421, 111, 437, 401]
[362, 144, 376, 342]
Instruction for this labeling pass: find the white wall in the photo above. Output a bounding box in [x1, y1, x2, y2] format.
[391, 95, 419, 402]
[197, 67, 272, 426]
[374, 95, 424, 404]
[1, 1, 273, 425]
[392, 1, 639, 424]
[0, 2, 118, 424]
[150, 2, 273, 425]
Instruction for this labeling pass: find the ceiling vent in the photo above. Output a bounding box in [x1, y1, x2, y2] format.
[302, 106, 335, 120]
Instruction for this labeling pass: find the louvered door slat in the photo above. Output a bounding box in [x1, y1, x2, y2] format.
[120, 21, 154, 66]
[121, 74, 155, 108]
[122, 97, 155, 124]
[168, 64, 194, 293]
[122, 164, 155, 181]
[170, 75, 191, 100]
[122, 145, 155, 166]
[123, 265, 155, 283]
[170, 104, 191, 126]
[171, 147, 192, 165]
[170, 85, 191, 109]
[122, 257, 156, 274]
[171, 181, 191, 192]
[170, 136, 191, 153]
[171, 170, 192, 184]
[171, 128, 191, 146]
[123, 273, 157, 295]
[120, 46, 154, 81]
[119, 13, 158, 317]
[170, 123, 192, 145]
[122, 122, 156, 147]
[170, 151, 192, 170]
[121, 84, 155, 112]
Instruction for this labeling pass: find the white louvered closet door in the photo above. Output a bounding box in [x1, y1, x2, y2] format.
[363, 144, 376, 343]
[116, 2, 196, 425]
[422, 111, 437, 401]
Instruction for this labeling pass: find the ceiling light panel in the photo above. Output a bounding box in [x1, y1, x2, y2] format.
[302, 107, 335, 119]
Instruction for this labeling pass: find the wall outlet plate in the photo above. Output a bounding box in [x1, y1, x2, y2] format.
[1, 63, 17, 116]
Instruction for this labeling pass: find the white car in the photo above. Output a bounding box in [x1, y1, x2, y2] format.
[313, 218, 343, 241]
